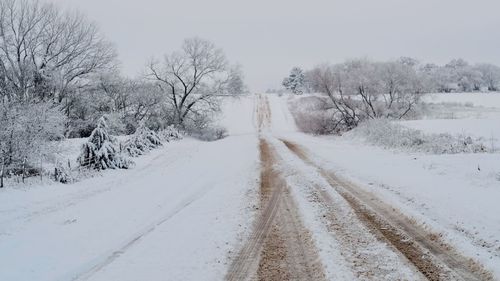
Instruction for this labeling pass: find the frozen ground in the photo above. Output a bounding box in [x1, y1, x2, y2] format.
[400, 92, 500, 148]
[0, 101, 260, 281]
[423, 92, 500, 108]
[1, 93, 499, 280]
[278, 92, 500, 277]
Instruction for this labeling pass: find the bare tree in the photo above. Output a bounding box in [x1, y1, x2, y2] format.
[476, 63, 500, 91]
[308, 59, 423, 131]
[309, 64, 360, 130]
[0, 0, 116, 103]
[147, 37, 241, 127]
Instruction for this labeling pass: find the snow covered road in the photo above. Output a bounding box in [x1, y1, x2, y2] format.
[0, 136, 259, 280]
[1, 94, 498, 280]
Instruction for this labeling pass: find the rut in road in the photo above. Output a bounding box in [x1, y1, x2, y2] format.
[280, 139, 493, 281]
[226, 139, 326, 281]
[256, 140, 325, 281]
[226, 94, 325, 280]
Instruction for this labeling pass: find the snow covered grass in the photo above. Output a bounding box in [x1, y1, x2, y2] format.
[423, 92, 500, 109]
[349, 119, 491, 154]
[396, 92, 500, 151]
[400, 119, 500, 149]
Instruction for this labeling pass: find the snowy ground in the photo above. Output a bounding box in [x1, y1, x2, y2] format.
[399, 92, 500, 148]
[423, 92, 500, 108]
[0, 97, 260, 281]
[279, 92, 500, 277]
[1, 93, 499, 280]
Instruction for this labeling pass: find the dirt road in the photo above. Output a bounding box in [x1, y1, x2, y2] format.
[226, 94, 492, 281]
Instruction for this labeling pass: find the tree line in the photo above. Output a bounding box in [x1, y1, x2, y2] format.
[283, 57, 500, 133]
[0, 0, 244, 173]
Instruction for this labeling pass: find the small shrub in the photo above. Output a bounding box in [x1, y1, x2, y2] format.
[289, 96, 340, 135]
[78, 117, 133, 170]
[123, 124, 162, 157]
[188, 126, 228, 141]
[158, 125, 184, 142]
[53, 163, 71, 183]
[350, 119, 489, 154]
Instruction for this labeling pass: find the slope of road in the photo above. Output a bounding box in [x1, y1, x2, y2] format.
[0, 97, 260, 281]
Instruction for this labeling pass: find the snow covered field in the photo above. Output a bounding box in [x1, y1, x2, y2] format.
[423, 92, 500, 108]
[400, 93, 500, 148]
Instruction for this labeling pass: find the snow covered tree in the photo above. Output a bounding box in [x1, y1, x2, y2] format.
[282, 67, 305, 94]
[147, 37, 242, 127]
[159, 125, 184, 142]
[123, 123, 162, 157]
[476, 63, 500, 91]
[0, 0, 116, 103]
[78, 117, 131, 170]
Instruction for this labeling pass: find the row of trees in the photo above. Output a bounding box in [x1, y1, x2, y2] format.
[0, 0, 245, 178]
[283, 58, 500, 95]
[283, 58, 500, 133]
[306, 59, 423, 131]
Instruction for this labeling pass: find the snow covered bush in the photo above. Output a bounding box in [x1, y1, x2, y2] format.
[0, 102, 65, 175]
[350, 119, 488, 154]
[158, 125, 184, 142]
[78, 117, 133, 170]
[53, 163, 71, 184]
[188, 126, 228, 141]
[289, 96, 339, 135]
[123, 124, 162, 157]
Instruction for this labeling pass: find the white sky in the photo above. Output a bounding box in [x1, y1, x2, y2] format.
[51, 0, 500, 92]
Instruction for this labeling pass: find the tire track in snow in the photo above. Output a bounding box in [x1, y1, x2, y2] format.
[68, 181, 215, 281]
[227, 96, 326, 281]
[280, 139, 493, 281]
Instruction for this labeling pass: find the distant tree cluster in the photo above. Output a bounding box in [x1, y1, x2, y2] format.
[285, 58, 500, 96]
[286, 57, 500, 134]
[419, 59, 500, 92]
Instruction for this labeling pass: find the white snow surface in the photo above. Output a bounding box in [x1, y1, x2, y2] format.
[2, 93, 500, 280]
[270, 93, 500, 278]
[400, 92, 500, 148]
[423, 92, 500, 108]
[0, 99, 259, 281]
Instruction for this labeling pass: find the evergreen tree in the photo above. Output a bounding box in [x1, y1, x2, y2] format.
[282, 67, 305, 94]
[123, 123, 162, 157]
[78, 117, 131, 169]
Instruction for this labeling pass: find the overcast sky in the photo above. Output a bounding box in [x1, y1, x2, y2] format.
[51, 0, 500, 92]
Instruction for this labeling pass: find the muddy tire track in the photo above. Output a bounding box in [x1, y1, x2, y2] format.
[225, 140, 284, 281]
[281, 139, 493, 281]
[226, 137, 326, 281]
